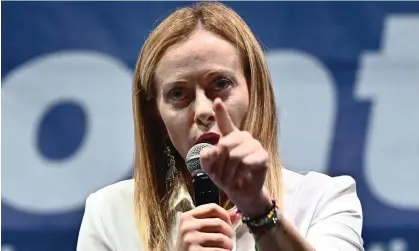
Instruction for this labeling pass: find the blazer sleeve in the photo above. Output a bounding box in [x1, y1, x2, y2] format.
[306, 176, 365, 251]
[77, 193, 113, 251]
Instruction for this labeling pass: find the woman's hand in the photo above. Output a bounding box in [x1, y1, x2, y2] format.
[175, 203, 235, 251]
[200, 98, 272, 217]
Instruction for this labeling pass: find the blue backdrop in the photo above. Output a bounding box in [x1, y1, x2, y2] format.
[2, 2, 419, 251]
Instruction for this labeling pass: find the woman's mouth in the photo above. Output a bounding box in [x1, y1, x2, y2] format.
[194, 132, 220, 145]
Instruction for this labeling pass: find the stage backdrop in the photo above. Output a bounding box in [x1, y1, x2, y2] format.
[2, 2, 419, 251]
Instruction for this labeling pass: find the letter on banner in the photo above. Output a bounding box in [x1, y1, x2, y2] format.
[2, 51, 134, 213]
[266, 50, 336, 174]
[355, 15, 419, 209]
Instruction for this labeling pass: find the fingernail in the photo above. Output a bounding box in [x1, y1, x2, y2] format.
[217, 101, 223, 109]
[236, 208, 243, 216]
[214, 98, 222, 107]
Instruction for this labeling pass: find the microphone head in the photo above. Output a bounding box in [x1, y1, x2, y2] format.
[186, 143, 213, 176]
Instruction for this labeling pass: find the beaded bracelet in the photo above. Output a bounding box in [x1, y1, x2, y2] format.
[238, 199, 282, 250]
[240, 199, 281, 234]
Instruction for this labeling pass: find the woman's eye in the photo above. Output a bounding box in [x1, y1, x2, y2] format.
[212, 78, 232, 91]
[168, 88, 187, 101]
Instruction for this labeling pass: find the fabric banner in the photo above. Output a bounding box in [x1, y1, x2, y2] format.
[2, 2, 419, 251]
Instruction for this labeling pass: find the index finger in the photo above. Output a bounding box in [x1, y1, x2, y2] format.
[213, 98, 237, 136]
[191, 203, 232, 225]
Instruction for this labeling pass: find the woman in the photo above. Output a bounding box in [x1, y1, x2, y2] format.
[77, 2, 364, 251]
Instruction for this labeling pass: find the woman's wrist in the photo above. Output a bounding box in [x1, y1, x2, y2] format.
[236, 187, 273, 217]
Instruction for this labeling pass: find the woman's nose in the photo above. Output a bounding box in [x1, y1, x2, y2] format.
[193, 90, 215, 128]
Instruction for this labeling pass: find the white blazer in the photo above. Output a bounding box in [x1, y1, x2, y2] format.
[77, 169, 364, 251]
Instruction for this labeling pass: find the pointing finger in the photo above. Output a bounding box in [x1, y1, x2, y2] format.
[213, 98, 237, 136]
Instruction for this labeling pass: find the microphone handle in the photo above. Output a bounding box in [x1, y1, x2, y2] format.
[193, 172, 220, 206]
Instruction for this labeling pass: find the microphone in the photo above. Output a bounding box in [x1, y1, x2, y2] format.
[186, 143, 220, 206]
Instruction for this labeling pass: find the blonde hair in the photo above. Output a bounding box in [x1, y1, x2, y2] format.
[132, 2, 282, 251]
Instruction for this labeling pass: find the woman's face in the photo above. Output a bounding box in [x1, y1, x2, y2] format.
[154, 29, 250, 160]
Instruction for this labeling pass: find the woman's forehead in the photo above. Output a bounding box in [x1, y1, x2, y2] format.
[155, 30, 242, 85]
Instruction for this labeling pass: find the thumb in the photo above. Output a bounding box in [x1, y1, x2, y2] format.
[199, 146, 218, 175]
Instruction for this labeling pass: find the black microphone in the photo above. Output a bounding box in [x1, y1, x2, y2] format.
[186, 143, 220, 206]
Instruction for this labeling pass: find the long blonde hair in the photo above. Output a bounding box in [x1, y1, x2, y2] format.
[132, 2, 282, 251]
